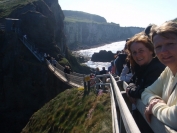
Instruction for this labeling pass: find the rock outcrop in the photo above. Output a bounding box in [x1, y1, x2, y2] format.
[0, 0, 73, 133]
[91, 50, 114, 62]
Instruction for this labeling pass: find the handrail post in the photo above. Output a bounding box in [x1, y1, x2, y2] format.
[84, 76, 87, 90]
[88, 80, 90, 92]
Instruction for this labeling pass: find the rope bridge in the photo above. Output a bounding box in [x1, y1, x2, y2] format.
[14, 28, 85, 88]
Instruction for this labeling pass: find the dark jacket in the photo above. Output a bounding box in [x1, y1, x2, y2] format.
[64, 67, 71, 74]
[115, 54, 127, 76]
[128, 57, 165, 99]
[100, 69, 107, 75]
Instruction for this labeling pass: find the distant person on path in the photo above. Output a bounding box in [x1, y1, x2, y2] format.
[108, 61, 115, 75]
[46, 54, 51, 62]
[100, 67, 108, 89]
[64, 65, 71, 74]
[120, 61, 133, 83]
[95, 67, 100, 76]
[100, 67, 107, 75]
[64, 65, 71, 81]
[23, 34, 27, 39]
[115, 39, 129, 76]
[120, 41, 133, 83]
[52, 58, 57, 67]
[23, 34, 27, 42]
[44, 53, 47, 59]
[94, 67, 101, 89]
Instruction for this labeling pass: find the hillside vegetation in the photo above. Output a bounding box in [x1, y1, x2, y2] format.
[0, 0, 92, 132]
[0, 0, 38, 18]
[173, 18, 177, 22]
[21, 88, 112, 133]
[63, 10, 107, 24]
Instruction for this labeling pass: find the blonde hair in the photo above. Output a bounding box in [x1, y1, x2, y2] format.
[150, 21, 177, 42]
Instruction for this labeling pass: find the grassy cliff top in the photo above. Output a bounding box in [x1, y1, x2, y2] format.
[63, 10, 106, 23]
[64, 17, 120, 26]
[63, 10, 120, 26]
[174, 18, 177, 22]
[0, 0, 38, 18]
[21, 88, 112, 133]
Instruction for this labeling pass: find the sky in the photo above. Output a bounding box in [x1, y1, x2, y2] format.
[58, 0, 177, 28]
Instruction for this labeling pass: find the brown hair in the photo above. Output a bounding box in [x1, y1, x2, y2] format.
[150, 21, 177, 42]
[126, 32, 155, 67]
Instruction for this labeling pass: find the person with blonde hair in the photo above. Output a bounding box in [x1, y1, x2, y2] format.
[142, 21, 177, 130]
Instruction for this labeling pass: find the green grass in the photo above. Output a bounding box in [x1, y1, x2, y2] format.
[173, 18, 177, 22]
[64, 17, 119, 26]
[21, 88, 112, 133]
[64, 17, 105, 24]
[58, 57, 70, 67]
[0, 0, 38, 18]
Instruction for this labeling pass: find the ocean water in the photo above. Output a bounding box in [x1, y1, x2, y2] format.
[74, 41, 126, 70]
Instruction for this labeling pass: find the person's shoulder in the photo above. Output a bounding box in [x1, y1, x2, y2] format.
[150, 57, 165, 69]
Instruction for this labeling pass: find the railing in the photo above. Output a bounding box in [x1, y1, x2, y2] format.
[55, 61, 85, 78]
[0, 23, 5, 30]
[95, 74, 140, 133]
[46, 60, 84, 87]
[118, 80, 177, 133]
[13, 28, 44, 62]
[12, 28, 85, 87]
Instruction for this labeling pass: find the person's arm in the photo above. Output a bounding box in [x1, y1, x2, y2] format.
[150, 99, 177, 129]
[142, 68, 177, 129]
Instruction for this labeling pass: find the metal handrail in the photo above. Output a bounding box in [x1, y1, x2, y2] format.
[110, 83, 119, 133]
[109, 74, 140, 133]
[95, 74, 140, 133]
[46, 60, 84, 87]
[16, 29, 44, 62]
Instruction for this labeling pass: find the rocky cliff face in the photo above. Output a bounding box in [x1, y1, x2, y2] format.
[64, 21, 144, 50]
[3, 0, 67, 57]
[44, 0, 67, 56]
[0, 0, 71, 133]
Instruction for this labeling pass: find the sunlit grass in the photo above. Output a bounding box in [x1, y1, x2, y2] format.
[64, 17, 119, 26]
[0, 0, 38, 18]
[21, 88, 112, 133]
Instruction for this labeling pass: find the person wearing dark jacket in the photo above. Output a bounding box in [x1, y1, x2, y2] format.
[125, 32, 165, 133]
[128, 57, 165, 98]
[100, 67, 107, 75]
[115, 53, 127, 76]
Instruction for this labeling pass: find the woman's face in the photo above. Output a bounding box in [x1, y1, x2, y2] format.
[130, 42, 153, 66]
[153, 33, 177, 73]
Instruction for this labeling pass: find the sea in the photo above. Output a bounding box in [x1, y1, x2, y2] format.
[74, 40, 126, 70]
